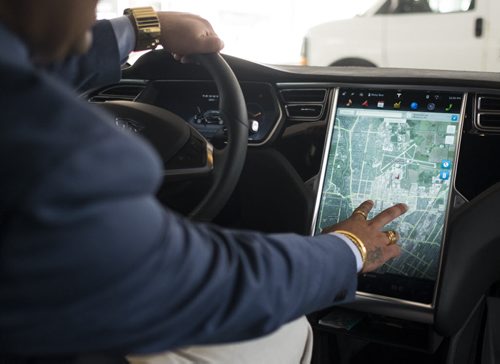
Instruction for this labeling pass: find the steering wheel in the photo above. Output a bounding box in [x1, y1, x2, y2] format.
[99, 53, 248, 221]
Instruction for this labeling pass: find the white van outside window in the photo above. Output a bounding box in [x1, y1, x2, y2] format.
[302, 0, 500, 72]
[376, 0, 473, 14]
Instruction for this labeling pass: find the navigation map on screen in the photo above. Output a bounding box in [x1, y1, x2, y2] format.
[314, 89, 464, 281]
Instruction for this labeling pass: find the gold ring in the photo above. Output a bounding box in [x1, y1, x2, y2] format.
[385, 230, 398, 246]
[352, 210, 368, 219]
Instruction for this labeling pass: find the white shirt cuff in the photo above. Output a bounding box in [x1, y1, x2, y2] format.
[329, 232, 363, 273]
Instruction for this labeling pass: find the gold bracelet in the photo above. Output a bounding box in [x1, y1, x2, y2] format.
[124, 7, 161, 51]
[334, 230, 367, 271]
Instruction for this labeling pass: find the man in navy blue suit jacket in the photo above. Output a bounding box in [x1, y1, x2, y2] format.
[0, 0, 406, 359]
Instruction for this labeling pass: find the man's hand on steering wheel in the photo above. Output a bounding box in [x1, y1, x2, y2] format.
[157, 12, 224, 62]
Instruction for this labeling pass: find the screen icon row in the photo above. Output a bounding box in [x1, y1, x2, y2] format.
[345, 99, 454, 112]
[338, 89, 462, 113]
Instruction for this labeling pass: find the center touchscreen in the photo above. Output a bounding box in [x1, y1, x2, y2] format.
[313, 88, 465, 304]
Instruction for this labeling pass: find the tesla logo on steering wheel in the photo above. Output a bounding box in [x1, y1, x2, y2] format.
[114, 118, 145, 133]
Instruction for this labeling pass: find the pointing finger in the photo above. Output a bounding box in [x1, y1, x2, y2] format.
[370, 203, 408, 229]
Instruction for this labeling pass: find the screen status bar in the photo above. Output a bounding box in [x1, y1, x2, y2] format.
[337, 88, 463, 114]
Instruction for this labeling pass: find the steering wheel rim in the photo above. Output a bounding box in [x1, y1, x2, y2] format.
[187, 53, 248, 221]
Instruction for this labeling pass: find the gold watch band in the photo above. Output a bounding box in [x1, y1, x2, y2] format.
[124, 7, 161, 51]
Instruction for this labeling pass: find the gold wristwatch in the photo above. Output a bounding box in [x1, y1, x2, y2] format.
[123, 7, 161, 51]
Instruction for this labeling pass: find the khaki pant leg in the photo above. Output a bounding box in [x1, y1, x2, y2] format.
[127, 316, 313, 364]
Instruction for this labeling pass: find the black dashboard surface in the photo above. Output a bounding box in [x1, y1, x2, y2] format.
[124, 50, 500, 88]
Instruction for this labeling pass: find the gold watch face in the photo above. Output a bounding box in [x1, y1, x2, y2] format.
[124, 7, 161, 51]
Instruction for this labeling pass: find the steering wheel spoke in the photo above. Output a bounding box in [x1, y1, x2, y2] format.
[164, 138, 214, 181]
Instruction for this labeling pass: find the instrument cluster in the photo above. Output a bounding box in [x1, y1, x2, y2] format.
[138, 81, 282, 145]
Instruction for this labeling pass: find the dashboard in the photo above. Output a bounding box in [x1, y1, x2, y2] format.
[87, 50, 500, 341]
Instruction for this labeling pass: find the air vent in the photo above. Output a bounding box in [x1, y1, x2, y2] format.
[478, 114, 500, 128]
[475, 94, 500, 132]
[478, 96, 500, 111]
[88, 84, 146, 102]
[280, 88, 328, 120]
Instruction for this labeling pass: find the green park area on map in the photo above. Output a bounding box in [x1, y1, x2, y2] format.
[317, 110, 458, 279]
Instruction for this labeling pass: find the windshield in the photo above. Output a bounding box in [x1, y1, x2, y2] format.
[98, 0, 500, 72]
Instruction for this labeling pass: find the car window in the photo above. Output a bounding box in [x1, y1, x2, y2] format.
[98, 0, 499, 72]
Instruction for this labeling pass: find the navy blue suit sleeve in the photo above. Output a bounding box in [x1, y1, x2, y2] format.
[47, 20, 121, 91]
[1, 129, 357, 355]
